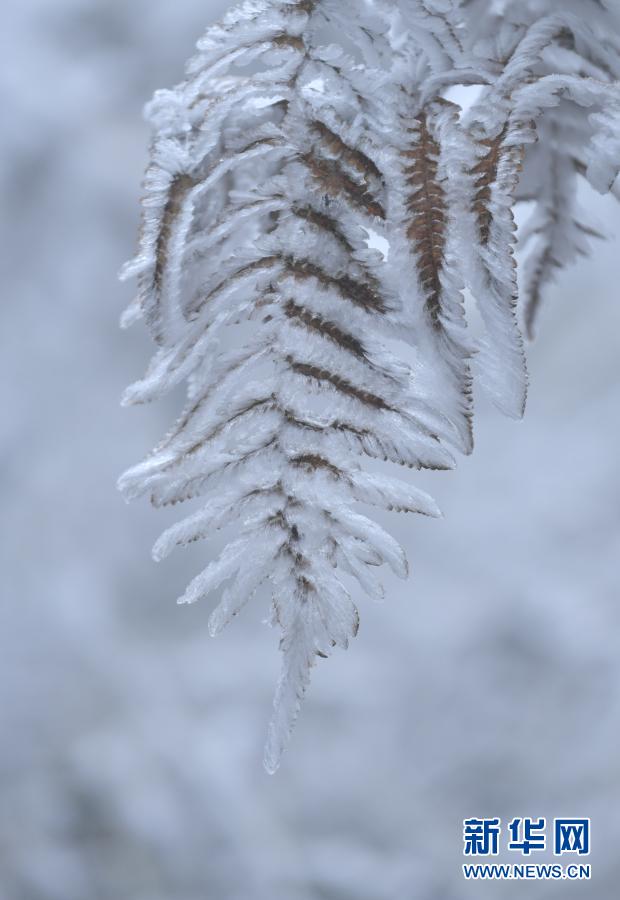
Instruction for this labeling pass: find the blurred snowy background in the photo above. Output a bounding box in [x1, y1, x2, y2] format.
[2, 1, 619, 898]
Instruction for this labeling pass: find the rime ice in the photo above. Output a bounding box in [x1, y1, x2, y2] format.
[120, 0, 620, 772]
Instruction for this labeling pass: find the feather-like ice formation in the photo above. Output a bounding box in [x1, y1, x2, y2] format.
[463, 1, 620, 344]
[120, 0, 620, 770]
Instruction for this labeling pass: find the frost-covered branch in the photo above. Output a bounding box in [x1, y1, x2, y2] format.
[119, 0, 620, 771]
[463, 0, 620, 340]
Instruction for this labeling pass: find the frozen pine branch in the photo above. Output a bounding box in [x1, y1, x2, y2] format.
[119, 0, 620, 771]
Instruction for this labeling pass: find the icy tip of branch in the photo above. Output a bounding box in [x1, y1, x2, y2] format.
[116, 471, 137, 502]
[121, 381, 152, 407]
[119, 299, 143, 330]
[117, 458, 164, 501]
[151, 542, 166, 564]
[263, 723, 285, 776]
[119, 257, 144, 282]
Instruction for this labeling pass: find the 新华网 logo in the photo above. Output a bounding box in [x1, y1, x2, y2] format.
[463, 817, 590, 857]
